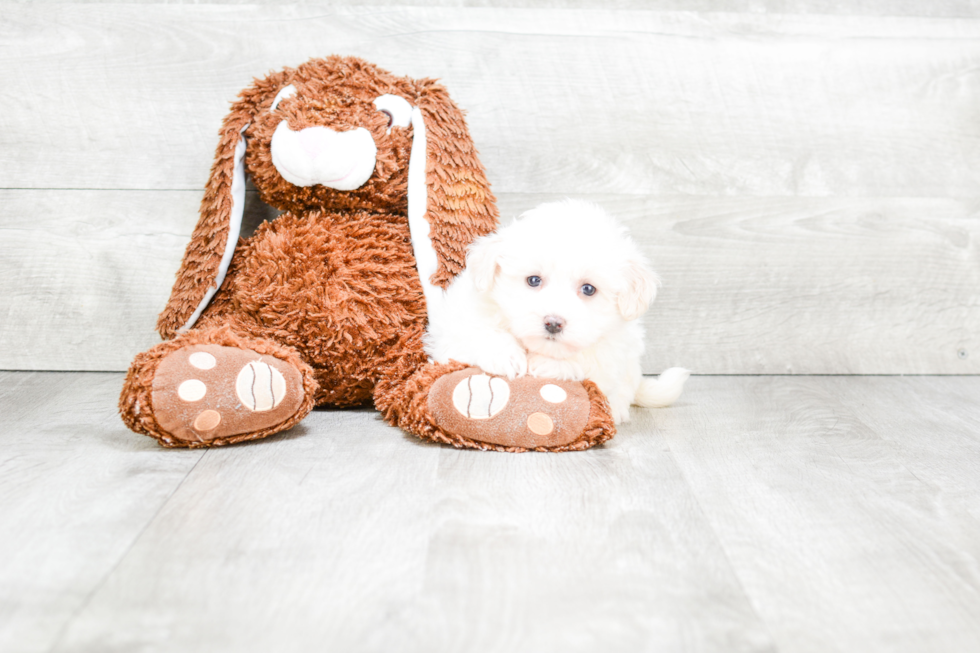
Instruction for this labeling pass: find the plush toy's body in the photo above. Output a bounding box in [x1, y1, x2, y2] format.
[194, 209, 426, 408]
[119, 56, 615, 452]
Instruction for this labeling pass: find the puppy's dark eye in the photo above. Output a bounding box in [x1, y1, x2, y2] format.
[527, 276, 542, 288]
[581, 283, 597, 296]
[379, 109, 394, 128]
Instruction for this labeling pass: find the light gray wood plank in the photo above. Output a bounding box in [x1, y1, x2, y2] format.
[820, 376, 980, 520]
[0, 189, 188, 371]
[47, 381, 772, 653]
[19, 0, 980, 17]
[3, 6, 980, 197]
[0, 189, 276, 372]
[659, 375, 980, 653]
[6, 372, 980, 652]
[0, 372, 204, 653]
[12, 0, 977, 17]
[3, 190, 976, 374]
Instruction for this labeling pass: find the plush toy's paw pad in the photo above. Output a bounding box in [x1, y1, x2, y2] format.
[151, 345, 305, 443]
[451, 373, 511, 419]
[429, 368, 591, 449]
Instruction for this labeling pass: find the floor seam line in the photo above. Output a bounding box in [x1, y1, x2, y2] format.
[45, 449, 209, 653]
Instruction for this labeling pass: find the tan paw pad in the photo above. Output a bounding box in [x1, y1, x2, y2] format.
[193, 410, 222, 432]
[539, 384, 567, 403]
[527, 412, 554, 435]
[177, 379, 207, 402]
[188, 352, 217, 370]
[236, 361, 287, 412]
[451, 374, 510, 419]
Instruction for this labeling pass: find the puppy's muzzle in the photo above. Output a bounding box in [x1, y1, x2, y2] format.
[544, 316, 565, 335]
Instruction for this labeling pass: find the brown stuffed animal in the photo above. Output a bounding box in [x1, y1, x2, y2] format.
[119, 56, 615, 452]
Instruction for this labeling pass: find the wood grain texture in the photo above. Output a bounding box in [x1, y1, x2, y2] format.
[51, 405, 774, 653]
[2, 5, 978, 374]
[658, 375, 980, 653]
[0, 189, 277, 372]
[20, 0, 980, 16]
[2, 190, 976, 374]
[2, 6, 980, 197]
[0, 372, 204, 653]
[3, 372, 979, 652]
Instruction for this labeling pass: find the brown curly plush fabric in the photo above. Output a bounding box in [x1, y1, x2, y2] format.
[120, 56, 616, 451]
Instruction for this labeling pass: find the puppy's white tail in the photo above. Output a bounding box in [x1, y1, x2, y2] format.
[634, 367, 690, 408]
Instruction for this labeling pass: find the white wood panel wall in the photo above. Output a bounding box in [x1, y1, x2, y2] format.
[31, 0, 980, 18]
[1, 4, 977, 373]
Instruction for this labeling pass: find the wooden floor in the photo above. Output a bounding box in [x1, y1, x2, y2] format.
[2, 371, 979, 653]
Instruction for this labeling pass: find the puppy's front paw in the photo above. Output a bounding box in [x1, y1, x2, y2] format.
[600, 387, 634, 424]
[474, 344, 528, 380]
[610, 401, 632, 424]
[527, 355, 584, 381]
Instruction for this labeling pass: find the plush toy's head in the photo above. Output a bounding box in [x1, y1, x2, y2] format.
[243, 60, 417, 214]
[158, 56, 498, 339]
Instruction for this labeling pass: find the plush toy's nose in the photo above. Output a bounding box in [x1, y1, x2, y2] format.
[297, 127, 333, 158]
[544, 316, 565, 335]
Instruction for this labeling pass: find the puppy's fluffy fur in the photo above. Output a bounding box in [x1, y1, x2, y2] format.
[425, 199, 688, 423]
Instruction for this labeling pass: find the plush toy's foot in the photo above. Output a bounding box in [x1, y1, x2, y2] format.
[397, 366, 612, 452]
[120, 328, 318, 448]
[150, 344, 306, 444]
[428, 368, 591, 449]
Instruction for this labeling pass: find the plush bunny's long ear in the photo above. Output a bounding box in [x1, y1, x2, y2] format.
[408, 80, 499, 318]
[156, 95, 260, 339]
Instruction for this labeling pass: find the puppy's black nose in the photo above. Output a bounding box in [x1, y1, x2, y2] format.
[544, 316, 565, 335]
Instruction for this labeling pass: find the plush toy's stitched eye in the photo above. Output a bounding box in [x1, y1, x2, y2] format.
[581, 283, 597, 296]
[372, 95, 413, 131]
[527, 276, 542, 288]
[270, 84, 297, 112]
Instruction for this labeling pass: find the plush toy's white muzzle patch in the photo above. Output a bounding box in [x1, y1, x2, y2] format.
[270, 122, 378, 191]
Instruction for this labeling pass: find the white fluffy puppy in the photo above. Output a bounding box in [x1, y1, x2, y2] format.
[425, 199, 689, 423]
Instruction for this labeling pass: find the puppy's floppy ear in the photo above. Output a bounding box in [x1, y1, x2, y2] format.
[156, 71, 291, 339]
[617, 257, 660, 321]
[466, 232, 506, 293]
